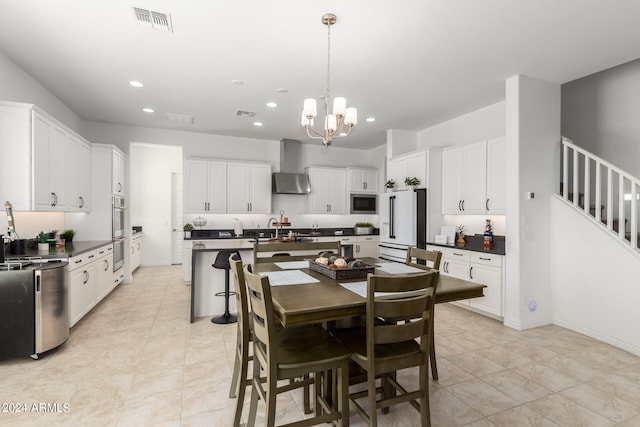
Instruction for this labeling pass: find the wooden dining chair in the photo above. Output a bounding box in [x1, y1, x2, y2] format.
[243, 264, 352, 427]
[253, 240, 341, 264]
[332, 270, 439, 426]
[405, 246, 442, 380]
[406, 246, 442, 270]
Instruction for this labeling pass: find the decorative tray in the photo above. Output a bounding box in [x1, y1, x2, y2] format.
[308, 260, 375, 280]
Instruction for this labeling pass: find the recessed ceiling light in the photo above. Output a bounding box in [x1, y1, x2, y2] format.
[253, 122, 263, 127]
[366, 117, 376, 122]
[276, 88, 288, 94]
[129, 80, 144, 88]
[266, 102, 277, 108]
[232, 80, 244, 86]
[142, 107, 154, 113]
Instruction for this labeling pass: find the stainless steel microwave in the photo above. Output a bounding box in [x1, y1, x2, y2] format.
[350, 194, 377, 214]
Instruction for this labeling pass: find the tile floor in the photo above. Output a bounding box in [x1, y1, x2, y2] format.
[1, 265, 640, 426]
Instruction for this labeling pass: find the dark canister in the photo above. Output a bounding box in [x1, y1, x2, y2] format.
[9, 239, 26, 254]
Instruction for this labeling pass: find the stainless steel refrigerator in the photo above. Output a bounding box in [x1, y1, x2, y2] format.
[379, 188, 427, 262]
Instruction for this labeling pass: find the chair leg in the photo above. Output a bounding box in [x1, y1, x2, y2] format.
[339, 361, 350, 427]
[265, 373, 278, 427]
[247, 356, 260, 427]
[229, 347, 241, 398]
[368, 370, 378, 427]
[420, 363, 431, 426]
[430, 321, 438, 380]
[232, 347, 250, 427]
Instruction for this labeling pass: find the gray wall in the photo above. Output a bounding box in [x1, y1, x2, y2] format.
[562, 58, 640, 178]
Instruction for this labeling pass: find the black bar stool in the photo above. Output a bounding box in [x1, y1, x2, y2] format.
[211, 250, 241, 324]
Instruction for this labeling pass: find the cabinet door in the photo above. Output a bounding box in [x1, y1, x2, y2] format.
[77, 139, 91, 211]
[356, 236, 379, 258]
[95, 255, 112, 301]
[248, 163, 271, 213]
[387, 157, 406, 187]
[348, 169, 365, 192]
[405, 151, 427, 188]
[228, 163, 252, 213]
[68, 263, 95, 327]
[469, 262, 502, 316]
[185, 160, 208, 213]
[326, 169, 346, 214]
[486, 137, 506, 214]
[363, 170, 378, 193]
[33, 114, 53, 210]
[441, 147, 464, 214]
[461, 141, 487, 214]
[67, 136, 79, 210]
[207, 161, 228, 214]
[307, 168, 331, 213]
[112, 149, 125, 196]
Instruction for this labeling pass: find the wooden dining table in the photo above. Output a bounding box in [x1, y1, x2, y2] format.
[252, 257, 487, 327]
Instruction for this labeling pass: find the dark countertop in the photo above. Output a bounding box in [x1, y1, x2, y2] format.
[5, 240, 113, 260]
[186, 227, 380, 241]
[427, 234, 506, 255]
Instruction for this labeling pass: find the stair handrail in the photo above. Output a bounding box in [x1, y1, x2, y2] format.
[561, 137, 639, 251]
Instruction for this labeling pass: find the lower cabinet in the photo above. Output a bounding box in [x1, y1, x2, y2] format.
[131, 233, 142, 272]
[428, 245, 504, 319]
[68, 243, 115, 327]
[316, 235, 379, 259]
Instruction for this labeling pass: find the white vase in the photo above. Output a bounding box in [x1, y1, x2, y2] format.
[38, 242, 49, 251]
[184, 231, 191, 239]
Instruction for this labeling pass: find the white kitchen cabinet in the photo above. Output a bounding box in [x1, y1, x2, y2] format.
[227, 162, 272, 213]
[387, 150, 427, 189]
[112, 148, 126, 196]
[441, 141, 487, 214]
[95, 244, 114, 302]
[347, 168, 378, 194]
[68, 249, 98, 327]
[0, 102, 91, 212]
[131, 233, 142, 272]
[355, 235, 379, 258]
[485, 137, 506, 214]
[33, 112, 68, 211]
[184, 159, 227, 213]
[67, 135, 91, 211]
[428, 245, 504, 319]
[306, 167, 346, 214]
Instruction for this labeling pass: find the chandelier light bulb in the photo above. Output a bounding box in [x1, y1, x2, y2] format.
[332, 97, 346, 117]
[303, 98, 317, 118]
[345, 108, 358, 126]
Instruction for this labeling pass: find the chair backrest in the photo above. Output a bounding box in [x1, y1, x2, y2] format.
[405, 247, 442, 270]
[243, 264, 278, 367]
[229, 253, 250, 345]
[366, 271, 439, 370]
[253, 240, 341, 264]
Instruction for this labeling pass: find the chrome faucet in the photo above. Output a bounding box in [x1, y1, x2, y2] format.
[267, 217, 279, 238]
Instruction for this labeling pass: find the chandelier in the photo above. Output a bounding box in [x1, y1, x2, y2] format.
[301, 13, 357, 147]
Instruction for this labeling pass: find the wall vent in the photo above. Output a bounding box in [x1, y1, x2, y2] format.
[236, 110, 256, 118]
[132, 7, 173, 32]
[165, 113, 195, 124]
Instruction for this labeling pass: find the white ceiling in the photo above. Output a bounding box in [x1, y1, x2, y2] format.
[1, 0, 640, 150]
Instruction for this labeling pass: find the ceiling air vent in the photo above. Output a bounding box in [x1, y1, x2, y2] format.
[165, 113, 195, 124]
[236, 110, 256, 118]
[132, 7, 173, 32]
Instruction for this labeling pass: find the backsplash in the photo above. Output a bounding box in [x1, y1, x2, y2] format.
[1, 211, 65, 240]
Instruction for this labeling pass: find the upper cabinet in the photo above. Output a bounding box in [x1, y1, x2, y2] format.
[0, 102, 92, 212]
[347, 168, 378, 194]
[387, 150, 427, 189]
[441, 138, 505, 215]
[306, 167, 346, 214]
[184, 159, 227, 214]
[227, 162, 271, 214]
[112, 148, 125, 196]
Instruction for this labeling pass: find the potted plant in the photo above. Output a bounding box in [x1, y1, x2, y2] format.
[183, 223, 194, 238]
[354, 222, 374, 235]
[37, 231, 49, 251]
[385, 179, 396, 192]
[62, 229, 75, 242]
[404, 177, 420, 188]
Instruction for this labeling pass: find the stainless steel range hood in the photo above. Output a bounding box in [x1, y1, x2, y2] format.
[272, 139, 311, 194]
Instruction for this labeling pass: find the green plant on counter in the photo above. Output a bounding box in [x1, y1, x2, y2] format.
[355, 222, 373, 228]
[62, 229, 75, 240]
[404, 176, 420, 186]
[183, 223, 194, 232]
[385, 179, 396, 189]
[38, 231, 48, 243]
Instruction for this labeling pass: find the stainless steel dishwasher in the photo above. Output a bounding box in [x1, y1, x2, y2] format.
[0, 260, 69, 360]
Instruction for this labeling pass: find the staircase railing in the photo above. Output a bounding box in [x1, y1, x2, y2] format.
[561, 137, 639, 251]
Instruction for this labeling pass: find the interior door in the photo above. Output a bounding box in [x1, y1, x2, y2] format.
[171, 172, 183, 264]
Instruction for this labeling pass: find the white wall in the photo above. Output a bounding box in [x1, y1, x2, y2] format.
[550, 195, 640, 356]
[562, 58, 640, 179]
[130, 143, 182, 266]
[504, 75, 561, 330]
[0, 51, 83, 134]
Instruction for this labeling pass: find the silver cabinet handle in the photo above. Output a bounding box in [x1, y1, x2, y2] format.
[461, 200, 465, 211]
[104, 260, 109, 271]
[458, 200, 462, 211]
[479, 257, 491, 261]
[79, 196, 84, 208]
[469, 266, 473, 279]
[486, 198, 490, 211]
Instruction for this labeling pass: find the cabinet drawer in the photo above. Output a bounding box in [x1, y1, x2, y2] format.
[68, 249, 97, 272]
[358, 236, 379, 243]
[438, 246, 470, 262]
[470, 252, 502, 267]
[95, 244, 113, 258]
